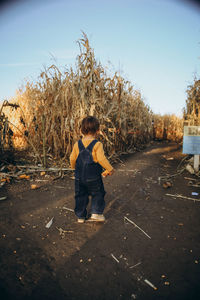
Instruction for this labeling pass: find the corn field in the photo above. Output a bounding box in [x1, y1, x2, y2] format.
[2, 33, 154, 166]
[154, 77, 200, 140]
[153, 114, 183, 142]
[183, 78, 200, 126]
[0, 100, 19, 153]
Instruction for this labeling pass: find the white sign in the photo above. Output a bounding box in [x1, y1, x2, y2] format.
[183, 126, 200, 155]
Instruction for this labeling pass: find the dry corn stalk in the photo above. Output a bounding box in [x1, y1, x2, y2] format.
[3, 33, 154, 165]
[153, 114, 183, 142]
[183, 78, 200, 126]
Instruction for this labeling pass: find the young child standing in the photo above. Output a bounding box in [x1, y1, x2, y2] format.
[70, 116, 114, 223]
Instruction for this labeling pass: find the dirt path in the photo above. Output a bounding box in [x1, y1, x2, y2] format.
[0, 141, 200, 300]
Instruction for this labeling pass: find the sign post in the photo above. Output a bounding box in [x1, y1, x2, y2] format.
[194, 155, 200, 172]
[182, 126, 200, 172]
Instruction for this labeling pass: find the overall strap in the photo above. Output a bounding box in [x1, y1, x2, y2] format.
[86, 139, 98, 152]
[78, 139, 85, 151]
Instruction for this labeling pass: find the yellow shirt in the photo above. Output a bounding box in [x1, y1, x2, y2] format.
[70, 138, 113, 172]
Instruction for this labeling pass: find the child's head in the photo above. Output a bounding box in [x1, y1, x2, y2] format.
[81, 116, 100, 136]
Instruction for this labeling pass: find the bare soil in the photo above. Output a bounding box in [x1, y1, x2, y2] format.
[0, 141, 200, 300]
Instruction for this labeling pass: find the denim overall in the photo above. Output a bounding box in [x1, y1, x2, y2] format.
[74, 139, 106, 219]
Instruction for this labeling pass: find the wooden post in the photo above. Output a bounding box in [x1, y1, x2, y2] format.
[194, 155, 200, 172]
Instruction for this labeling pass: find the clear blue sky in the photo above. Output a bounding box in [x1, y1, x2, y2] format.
[0, 0, 200, 116]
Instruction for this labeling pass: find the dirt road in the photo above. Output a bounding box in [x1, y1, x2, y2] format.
[0, 141, 200, 300]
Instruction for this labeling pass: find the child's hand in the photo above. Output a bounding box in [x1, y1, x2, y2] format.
[109, 169, 115, 176]
[102, 169, 115, 177]
[102, 170, 109, 177]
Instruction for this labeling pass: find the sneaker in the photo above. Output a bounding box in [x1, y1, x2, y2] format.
[88, 214, 105, 222]
[77, 218, 85, 223]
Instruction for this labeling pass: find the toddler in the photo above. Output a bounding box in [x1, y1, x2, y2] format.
[70, 116, 114, 223]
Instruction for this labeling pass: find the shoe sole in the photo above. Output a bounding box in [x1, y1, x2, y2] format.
[87, 218, 105, 222]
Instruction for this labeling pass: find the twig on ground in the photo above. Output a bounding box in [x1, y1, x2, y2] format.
[144, 279, 157, 290]
[0, 172, 18, 178]
[166, 193, 200, 202]
[62, 206, 74, 212]
[34, 179, 49, 182]
[124, 216, 151, 239]
[158, 168, 184, 182]
[45, 217, 54, 228]
[190, 184, 200, 188]
[111, 253, 119, 263]
[184, 177, 196, 181]
[129, 262, 142, 269]
[15, 165, 71, 171]
[56, 227, 73, 237]
[0, 165, 72, 182]
[176, 155, 189, 171]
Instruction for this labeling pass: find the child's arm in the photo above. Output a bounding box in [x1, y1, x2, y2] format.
[70, 142, 78, 169]
[95, 142, 114, 176]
